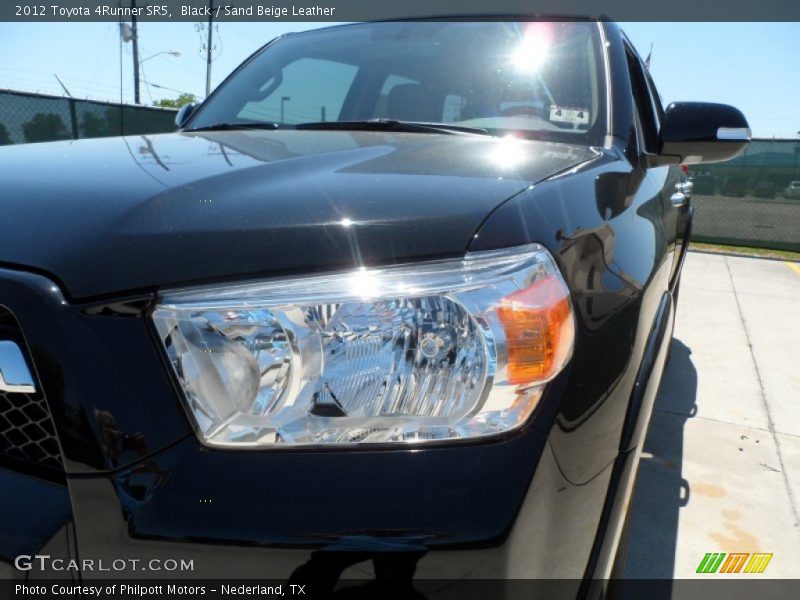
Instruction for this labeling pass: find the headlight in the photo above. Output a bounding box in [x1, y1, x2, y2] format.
[152, 243, 574, 447]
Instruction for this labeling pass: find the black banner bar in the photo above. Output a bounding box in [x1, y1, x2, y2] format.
[5, 580, 800, 599]
[2, 0, 800, 22]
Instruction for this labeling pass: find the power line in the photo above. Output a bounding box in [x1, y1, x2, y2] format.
[0, 73, 129, 99]
[139, 61, 154, 104]
[141, 80, 204, 99]
[225, 23, 265, 44]
[89, 23, 114, 89]
[137, 44, 206, 76]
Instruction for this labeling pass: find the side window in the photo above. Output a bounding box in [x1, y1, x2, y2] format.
[238, 58, 358, 124]
[624, 43, 659, 154]
[644, 70, 665, 131]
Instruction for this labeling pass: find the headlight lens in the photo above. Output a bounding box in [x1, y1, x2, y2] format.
[152, 243, 574, 447]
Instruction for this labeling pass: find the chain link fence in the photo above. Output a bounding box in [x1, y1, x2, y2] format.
[0, 89, 176, 145]
[690, 140, 800, 252]
[1, 89, 798, 251]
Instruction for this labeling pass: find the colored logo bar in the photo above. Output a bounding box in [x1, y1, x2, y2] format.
[696, 552, 773, 574]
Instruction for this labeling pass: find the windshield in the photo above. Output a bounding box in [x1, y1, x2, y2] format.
[189, 21, 607, 144]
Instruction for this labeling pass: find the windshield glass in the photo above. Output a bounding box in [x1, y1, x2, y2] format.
[190, 21, 607, 144]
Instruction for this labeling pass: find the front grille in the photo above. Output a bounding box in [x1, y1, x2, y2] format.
[0, 307, 63, 472]
[0, 389, 62, 470]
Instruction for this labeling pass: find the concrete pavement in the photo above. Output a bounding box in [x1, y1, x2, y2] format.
[623, 251, 800, 579]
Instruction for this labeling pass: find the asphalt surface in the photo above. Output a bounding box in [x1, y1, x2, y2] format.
[623, 251, 800, 579]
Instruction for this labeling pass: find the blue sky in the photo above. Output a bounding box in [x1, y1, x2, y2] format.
[0, 21, 798, 138]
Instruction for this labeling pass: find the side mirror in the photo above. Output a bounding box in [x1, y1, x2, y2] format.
[175, 103, 197, 129]
[654, 102, 750, 166]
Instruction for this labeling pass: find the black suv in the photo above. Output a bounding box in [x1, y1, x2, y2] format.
[0, 18, 748, 598]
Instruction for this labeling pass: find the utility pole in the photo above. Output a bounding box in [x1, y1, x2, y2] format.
[131, 0, 140, 104]
[205, 0, 213, 96]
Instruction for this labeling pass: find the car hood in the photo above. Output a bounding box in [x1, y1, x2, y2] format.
[0, 130, 597, 300]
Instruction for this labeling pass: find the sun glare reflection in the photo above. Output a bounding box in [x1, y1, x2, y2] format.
[488, 136, 527, 169]
[510, 23, 553, 74]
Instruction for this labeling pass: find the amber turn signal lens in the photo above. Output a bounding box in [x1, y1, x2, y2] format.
[496, 273, 574, 385]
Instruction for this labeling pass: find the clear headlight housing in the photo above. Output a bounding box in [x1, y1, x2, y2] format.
[152, 244, 574, 447]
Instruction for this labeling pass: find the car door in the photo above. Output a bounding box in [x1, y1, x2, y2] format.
[623, 40, 684, 287]
[642, 68, 693, 282]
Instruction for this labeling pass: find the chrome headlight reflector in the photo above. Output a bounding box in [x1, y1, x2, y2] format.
[152, 244, 574, 447]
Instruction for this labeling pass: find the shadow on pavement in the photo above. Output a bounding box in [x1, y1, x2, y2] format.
[621, 338, 698, 592]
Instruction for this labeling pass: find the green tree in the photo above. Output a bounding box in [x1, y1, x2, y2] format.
[80, 111, 116, 138]
[0, 122, 12, 145]
[22, 113, 71, 143]
[153, 93, 196, 109]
